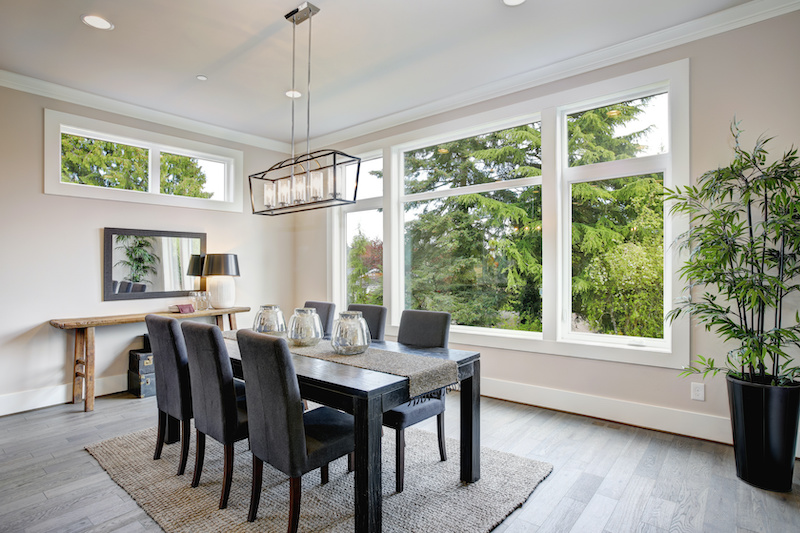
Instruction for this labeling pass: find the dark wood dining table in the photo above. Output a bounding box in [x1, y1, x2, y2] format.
[226, 338, 481, 533]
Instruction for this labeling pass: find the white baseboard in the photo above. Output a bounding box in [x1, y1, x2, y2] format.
[482, 377, 800, 458]
[0, 374, 128, 417]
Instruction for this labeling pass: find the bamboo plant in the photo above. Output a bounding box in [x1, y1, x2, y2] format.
[665, 120, 800, 386]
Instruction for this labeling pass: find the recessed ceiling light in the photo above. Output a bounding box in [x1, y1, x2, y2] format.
[285, 90, 302, 98]
[503, 0, 526, 6]
[81, 14, 114, 30]
[196, 75, 208, 81]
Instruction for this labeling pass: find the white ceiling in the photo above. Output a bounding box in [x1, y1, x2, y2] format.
[0, 0, 795, 147]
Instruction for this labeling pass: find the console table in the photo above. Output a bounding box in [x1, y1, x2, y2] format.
[50, 306, 250, 412]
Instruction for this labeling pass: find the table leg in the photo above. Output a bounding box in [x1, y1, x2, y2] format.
[460, 359, 480, 483]
[72, 328, 86, 404]
[353, 395, 382, 533]
[228, 313, 238, 330]
[215, 315, 225, 329]
[84, 327, 96, 412]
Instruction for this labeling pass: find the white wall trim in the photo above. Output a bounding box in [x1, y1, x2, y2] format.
[0, 69, 289, 153]
[482, 376, 732, 444]
[0, 374, 128, 417]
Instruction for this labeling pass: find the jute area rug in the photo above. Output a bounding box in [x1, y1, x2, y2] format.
[87, 426, 552, 533]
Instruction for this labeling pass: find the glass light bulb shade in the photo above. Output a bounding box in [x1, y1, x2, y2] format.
[288, 308, 324, 347]
[331, 311, 371, 355]
[253, 305, 287, 336]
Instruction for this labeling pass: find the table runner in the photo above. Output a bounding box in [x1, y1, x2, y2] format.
[223, 330, 458, 398]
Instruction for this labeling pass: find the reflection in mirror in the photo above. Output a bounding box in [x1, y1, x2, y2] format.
[103, 228, 206, 301]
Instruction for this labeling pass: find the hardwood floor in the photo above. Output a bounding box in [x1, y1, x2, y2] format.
[1, 392, 798, 532]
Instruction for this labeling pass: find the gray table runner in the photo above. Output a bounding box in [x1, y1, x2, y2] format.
[223, 330, 458, 398]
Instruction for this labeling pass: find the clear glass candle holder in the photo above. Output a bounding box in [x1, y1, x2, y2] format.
[288, 308, 324, 347]
[253, 305, 287, 337]
[331, 311, 371, 355]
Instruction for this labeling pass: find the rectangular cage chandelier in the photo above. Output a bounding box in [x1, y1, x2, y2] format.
[249, 2, 361, 216]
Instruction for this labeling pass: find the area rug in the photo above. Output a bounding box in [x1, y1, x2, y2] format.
[87, 426, 552, 533]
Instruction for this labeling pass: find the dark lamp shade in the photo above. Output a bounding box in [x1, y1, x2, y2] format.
[202, 253, 240, 277]
[186, 254, 205, 276]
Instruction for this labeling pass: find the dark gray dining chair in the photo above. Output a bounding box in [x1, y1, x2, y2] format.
[237, 329, 355, 529]
[347, 303, 388, 341]
[384, 309, 451, 492]
[145, 315, 193, 475]
[303, 300, 336, 336]
[131, 282, 147, 292]
[181, 322, 248, 509]
[118, 280, 133, 293]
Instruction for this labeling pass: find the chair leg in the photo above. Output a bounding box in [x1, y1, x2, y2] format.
[437, 412, 447, 462]
[191, 430, 205, 488]
[347, 452, 354, 473]
[396, 428, 405, 493]
[177, 418, 191, 475]
[219, 443, 235, 509]
[321, 463, 329, 485]
[153, 410, 166, 460]
[247, 456, 263, 522]
[289, 476, 302, 533]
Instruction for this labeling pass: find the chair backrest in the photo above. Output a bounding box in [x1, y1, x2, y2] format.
[145, 315, 192, 420]
[131, 283, 147, 292]
[181, 322, 240, 443]
[237, 330, 308, 477]
[118, 280, 133, 293]
[303, 301, 336, 336]
[397, 310, 451, 348]
[112, 280, 119, 293]
[347, 303, 388, 341]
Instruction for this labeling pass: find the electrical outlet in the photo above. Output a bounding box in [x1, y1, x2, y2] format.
[691, 382, 705, 401]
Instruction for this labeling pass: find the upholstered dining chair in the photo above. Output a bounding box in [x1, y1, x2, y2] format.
[347, 303, 388, 341]
[303, 300, 336, 337]
[118, 280, 133, 293]
[237, 330, 355, 529]
[145, 315, 193, 476]
[384, 309, 451, 493]
[181, 322, 248, 509]
[131, 282, 147, 292]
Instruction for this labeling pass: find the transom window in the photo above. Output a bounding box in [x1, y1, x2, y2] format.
[45, 110, 243, 212]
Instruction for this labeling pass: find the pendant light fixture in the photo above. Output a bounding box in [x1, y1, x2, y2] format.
[249, 2, 361, 216]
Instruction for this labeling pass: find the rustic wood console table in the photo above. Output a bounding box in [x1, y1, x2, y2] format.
[50, 306, 250, 412]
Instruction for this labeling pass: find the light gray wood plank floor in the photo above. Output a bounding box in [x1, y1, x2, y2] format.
[1, 392, 798, 532]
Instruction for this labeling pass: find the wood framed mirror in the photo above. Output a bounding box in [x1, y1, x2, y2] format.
[103, 227, 206, 301]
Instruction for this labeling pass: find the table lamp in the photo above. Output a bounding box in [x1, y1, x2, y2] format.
[202, 253, 240, 308]
[186, 254, 204, 290]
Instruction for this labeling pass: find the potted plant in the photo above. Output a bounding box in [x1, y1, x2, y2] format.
[115, 234, 160, 285]
[665, 120, 800, 492]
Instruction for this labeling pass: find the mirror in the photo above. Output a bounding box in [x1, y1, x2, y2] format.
[103, 227, 206, 301]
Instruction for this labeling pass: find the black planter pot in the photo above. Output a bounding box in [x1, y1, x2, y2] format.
[726, 374, 800, 492]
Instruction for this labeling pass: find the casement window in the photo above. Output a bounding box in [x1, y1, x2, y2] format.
[45, 110, 243, 212]
[334, 61, 689, 367]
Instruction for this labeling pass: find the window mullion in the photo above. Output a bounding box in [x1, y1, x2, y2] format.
[149, 147, 160, 195]
[540, 106, 559, 342]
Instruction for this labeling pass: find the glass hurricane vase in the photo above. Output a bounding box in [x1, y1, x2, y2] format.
[288, 308, 324, 347]
[331, 311, 371, 355]
[253, 305, 287, 337]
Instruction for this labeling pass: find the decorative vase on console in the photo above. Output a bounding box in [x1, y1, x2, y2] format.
[253, 305, 287, 337]
[287, 308, 323, 347]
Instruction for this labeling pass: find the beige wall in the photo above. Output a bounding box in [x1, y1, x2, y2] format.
[0, 87, 298, 414]
[298, 12, 800, 447]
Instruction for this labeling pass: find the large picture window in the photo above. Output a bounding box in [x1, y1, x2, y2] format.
[335, 61, 689, 367]
[45, 110, 243, 212]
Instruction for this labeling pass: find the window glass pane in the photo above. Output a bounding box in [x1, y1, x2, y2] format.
[567, 92, 668, 167]
[346, 209, 383, 306]
[404, 186, 542, 331]
[571, 174, 664, 338]
[353, 157, 383, 200]
[160, 152, 223, 200]
[404, 122, 541, 194]
[61, 133, 148, 190]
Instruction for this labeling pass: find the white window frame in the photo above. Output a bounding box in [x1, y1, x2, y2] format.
[44, 109, 243, 212]
[331, 60, 690, 369]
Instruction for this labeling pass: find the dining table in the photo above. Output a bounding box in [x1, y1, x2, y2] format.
[224, 336, 480, 533]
